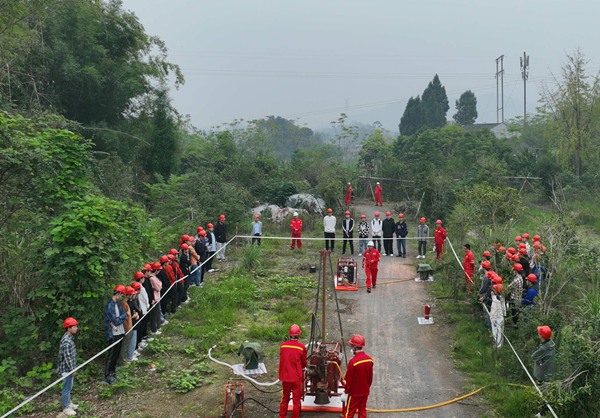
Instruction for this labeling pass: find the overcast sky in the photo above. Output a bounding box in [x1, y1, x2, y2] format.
[122, 0, 600, 133]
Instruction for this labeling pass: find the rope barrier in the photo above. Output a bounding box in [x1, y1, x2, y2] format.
[446, 237, 558, 418]
[236, 234, 436, 241]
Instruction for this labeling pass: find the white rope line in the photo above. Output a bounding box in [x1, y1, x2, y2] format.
[236, 234, 434, 241]
[445, 237, 474, 284]
[1, 237, 237, 418]
[207, 346, 280, 387]
[446, 237, 558, 418]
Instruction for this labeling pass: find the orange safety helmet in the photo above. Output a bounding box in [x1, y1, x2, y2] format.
[114, 284, 126, 294]
[289, 324, 302, 336]
[518, 243, 527, 249]
[537, 325, 552, 340]
[348, 334, 366, 348]
[526, 274, 537, 283]
[254, 214, 259, 219]
[63, 317, 79, 329]
[125, 286, 137, 295]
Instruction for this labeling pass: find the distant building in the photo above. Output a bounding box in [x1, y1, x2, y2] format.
[462, 122, 520, 139]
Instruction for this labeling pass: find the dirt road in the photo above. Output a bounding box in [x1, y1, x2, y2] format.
[306, 205, 488, 417]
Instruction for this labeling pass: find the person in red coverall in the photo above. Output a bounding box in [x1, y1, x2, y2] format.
[462, 243, 475, 293]
[434, 219, 447, 261]
[290, 212, 303, 250]
[362, 241, 380, 293]
[341, 334, 374, 418]
[344, 182, 353, 206]
[279, 324, 307, 418]
[374, 182, 383, 206]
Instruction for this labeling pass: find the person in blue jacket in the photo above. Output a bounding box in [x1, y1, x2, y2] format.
[104, 285, 127, 384]
[522, 274, 538, 306]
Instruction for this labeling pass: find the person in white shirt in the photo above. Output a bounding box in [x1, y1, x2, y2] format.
[371, 212, 383, 252]
[323, 208, 337, 251]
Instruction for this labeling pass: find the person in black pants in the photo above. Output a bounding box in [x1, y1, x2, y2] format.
[342, 211, 355, 255]
[103, 285, 127, 384]
[382, 211, 395, 256]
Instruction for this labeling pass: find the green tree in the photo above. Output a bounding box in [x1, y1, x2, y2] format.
[421, 74, 449, 130]
[399, 95, 422, 136]
[539, 49, 600, 177]
[453, 90, 478, 126]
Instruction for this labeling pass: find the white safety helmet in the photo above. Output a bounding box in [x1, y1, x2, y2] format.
[293, 211, 299, 216]
[376, 182, 380, 185]
[367, 241, 374, 247]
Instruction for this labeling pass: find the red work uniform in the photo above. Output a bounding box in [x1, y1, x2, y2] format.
[462, 249, 475, 286]
[290, 218, 303, 249]
[278, 339, 307, 418]
[343, 350, 374, 418]
[434, 226, 447, 260]
[345, 185, 353, 206]
[362, 248, 380, 289]
[374, 184, 383, 206]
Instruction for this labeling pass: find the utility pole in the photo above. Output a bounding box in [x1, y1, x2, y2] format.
[495, 55, 505, 123]
[520, 52, 530, 123]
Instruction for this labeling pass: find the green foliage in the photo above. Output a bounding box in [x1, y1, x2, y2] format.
[399, 75, 449, 135]
[168, 361, 215, 393]
[399, 95, 422, 136]
[453, 90, 478, 126]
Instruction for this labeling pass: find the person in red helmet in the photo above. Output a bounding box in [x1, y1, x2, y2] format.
[416, 217, 429, 259]
[205, 223, 217, 272]
[462, 244, 475, 293]
[178, 244, 191, 302]
[357, 214, 369, 256]
[148, 262, 163, 335]
[362, 241, 380, 293]
[103, 285, 127, 384]
[278, 324, 307, 418]
[193, 230, 208, 287]
[342, 210, 355, 255]
[341, 334, 374, 418]
[58, 317, 79, 416]
[290, 212, 303, 250]
[489, 284, 506, 348]
[323, 208, 337, 251]
[344, 182, 353, 206]
[370, 212, 382, 252]
[374, 181, 383, 206]
[158, 256, 174, 318]
[395, 213, 408, 258]
[434, 220, 447, 261]
[215, 215, 227, 261]
[532, 326, 556, 382]
[508, 263, 525, 326]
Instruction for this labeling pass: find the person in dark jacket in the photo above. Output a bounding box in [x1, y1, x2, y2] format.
[205, 223, 217, 272]
[341, 211, 355, 255]
[214, 214, 227, 261]
[532, 325, 556, 382]
[104, 285, 127, 384]
[57, 317, 79, 416]
[194, 230, 208, 287]
[381, 211, 395, 256]
[394, 213, 408, 257]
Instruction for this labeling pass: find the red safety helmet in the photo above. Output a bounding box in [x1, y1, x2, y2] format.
[482, 251, 491, 257]
[289, 324, 302, 336]
[63, 317, 79, 329]
[498, 246, 506, 252]
[513, 263, 523, 271]
[481, 260, 491, 269]
[167, 254, 175, 261]
[491, 275, 503, 284]
[181, 234, 191, 242]
[169, 248, 179, 255]
[507, 247, 516, 254]
[526, 274, 537, 283]
[180, 243, 189, 250]
[207, 223, 214, 229]
[219, 214, 226, 221]
[492, 283, 504, 294]
[345, 211, 351, 215]
[114, 284, 126, 294]
[327, 208, 333, 213]
[541, 245, 547, 252]
[420, 217, 426, 223]
[199, 230, 207, 237]
[385, 211, 391, 216]
[130, 281, 142, 291]
[522, 233, 530, 239]
[533, 235, 541, 242]
[436, 219, 442, 224]
[515, 235, 522, 242]
[134, 271, 145, 281]
[533, 241, 542, 249]
[125, 286, 137, 295]
[348, 334, 366, 348]
[151, 261, 162, 270]
[360, 214, 366, 219]
[143, 263, 152, 272]
[537, 325, 552, 340]
[254, 214, 259, 219]
[518, 243, 527, 249]
[518, 248, 528, 255]
[196, 226, 203, 232]
[374, 212, 380, 217]
[512, 254, 521, 262]
[159, 255, 169, 263]
[398, 213, 404, 218]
